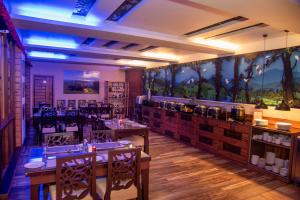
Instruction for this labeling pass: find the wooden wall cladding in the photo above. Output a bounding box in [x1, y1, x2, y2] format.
[150, 108, 164, 134]
[141, 106, 251, 164]
[125, 69, 144, 117]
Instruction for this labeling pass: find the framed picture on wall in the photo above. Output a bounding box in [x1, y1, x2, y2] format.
[63, 70, 100, 94]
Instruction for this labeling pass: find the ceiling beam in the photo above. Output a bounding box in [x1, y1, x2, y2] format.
[190, 0, 300, 34]
[24, 43, 178, 63]
[29, 56, 168, 68]
[12, 14, 234, 55]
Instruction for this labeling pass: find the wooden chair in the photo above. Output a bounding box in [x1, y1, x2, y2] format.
[64, 110, 79, 132]
[96, 148, 141, 200]
[41, 110, 57, 134]
[90, 130, 112, 143]
[67, 100, 76, 110]
[49, 153, 97, 200]
[91, 119, 107, 131]
[78, 100, 87, 108]
[44, 132, 75, 146]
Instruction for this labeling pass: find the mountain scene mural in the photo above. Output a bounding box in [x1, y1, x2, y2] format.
[144, 45, 300, 107]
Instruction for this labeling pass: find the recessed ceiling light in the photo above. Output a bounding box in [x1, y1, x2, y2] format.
[25, 37, 78, 49]
[192, 38, 239, 51]
[16, 4, 101, 26]
[28, 51, 68, 59]
[141, 52, 179, 61]
[118, 59, 148, 67]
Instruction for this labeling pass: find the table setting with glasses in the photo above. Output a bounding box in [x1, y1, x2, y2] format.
[104, 118, 150, 154]
[25, 138, 136, 172]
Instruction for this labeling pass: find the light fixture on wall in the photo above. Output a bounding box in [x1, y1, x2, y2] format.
[255, 34, 268, 109]
[276, 30, 291, 111]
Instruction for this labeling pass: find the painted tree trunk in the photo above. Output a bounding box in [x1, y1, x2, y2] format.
[214, 58, 222, 101]
[281, 52, 294, 104]
[163, 68, 168, 96]
[232, 56, 241, 102]
[197, 70, 202, 99]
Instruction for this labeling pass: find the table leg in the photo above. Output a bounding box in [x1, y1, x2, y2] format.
[144, 130, 149, 154]
[141, 168, 149, 200]
[30, 184, 40, 200]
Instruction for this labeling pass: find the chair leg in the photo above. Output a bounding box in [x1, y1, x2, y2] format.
[43, 184, 49, 200]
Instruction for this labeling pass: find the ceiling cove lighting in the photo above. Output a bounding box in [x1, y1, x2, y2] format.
[16, 4, 101, 26]
[25, 37, 79, 49]
[28, 51, 68, 59]
[192, 38, 239, 51]
[142, 52, 179, 61]
[118, 59, 149, 67]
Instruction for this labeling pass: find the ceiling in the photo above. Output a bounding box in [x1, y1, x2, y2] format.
[5, 0, 300, 68]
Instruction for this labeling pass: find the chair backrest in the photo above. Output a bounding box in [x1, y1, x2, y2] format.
[65, 110, 79, 125]
[67, 100, 76, 109]
[90, 130, 112, 143]
[44, 132, 75, 146]
[106, 148, 141, 200]
[56, 153, 96, 200]
[41, 110, 57, 128]
[91, 119, 106, 131]
[78, 100, 87, 108]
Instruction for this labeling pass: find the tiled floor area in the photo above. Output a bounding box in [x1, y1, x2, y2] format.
[9, 127, 300, 200]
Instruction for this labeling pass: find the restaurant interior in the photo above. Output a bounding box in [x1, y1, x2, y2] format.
[1, 0, 300, 199]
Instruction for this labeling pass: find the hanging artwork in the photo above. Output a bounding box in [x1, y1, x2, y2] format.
[64, 70, 100, 94]
[144, 45, 300, 107]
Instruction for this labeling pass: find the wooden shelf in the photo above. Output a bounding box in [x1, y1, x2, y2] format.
[252, 138, 291, 150]
[252, 125, 300, 135]
[248, 164, 289, 183]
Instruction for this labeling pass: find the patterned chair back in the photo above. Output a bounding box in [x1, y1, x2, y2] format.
[44, 132, 75, 146]
[90, 130, 112, 143]
[105, 148, 141, 200]
[56, 153, 96, 200]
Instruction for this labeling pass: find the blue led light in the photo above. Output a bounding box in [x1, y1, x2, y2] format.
[26, 37, 79, 49]
[29, 51, 68, 59]
[17, 4, 101, 26]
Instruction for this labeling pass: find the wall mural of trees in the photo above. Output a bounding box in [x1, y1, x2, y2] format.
[144, 46, 300, 108]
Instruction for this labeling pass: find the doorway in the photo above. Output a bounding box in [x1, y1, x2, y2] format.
[33, 75, 53, 107]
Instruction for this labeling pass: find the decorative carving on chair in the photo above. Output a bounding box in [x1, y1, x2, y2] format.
[90, 130, 112, 143]
[45, 133, 74, 146]
[106, 148, 141, 199]
[56, 153, 96, 200]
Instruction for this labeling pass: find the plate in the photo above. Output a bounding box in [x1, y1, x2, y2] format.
[118, 140, 132, 145]
[24, 161, 45, 169]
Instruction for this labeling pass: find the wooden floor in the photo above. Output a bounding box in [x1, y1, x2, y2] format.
[9, 128, 300, 200]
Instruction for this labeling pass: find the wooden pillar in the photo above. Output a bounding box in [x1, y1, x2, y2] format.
[14, 47, 25, 147]
[125, 68, 145, 117]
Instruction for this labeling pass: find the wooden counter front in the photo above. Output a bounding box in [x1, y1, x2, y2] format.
[141, 106, 252, 164]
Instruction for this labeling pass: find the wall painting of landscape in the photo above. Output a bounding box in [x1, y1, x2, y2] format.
[64, 70, 100, 94]
[144, 46, 300, 108]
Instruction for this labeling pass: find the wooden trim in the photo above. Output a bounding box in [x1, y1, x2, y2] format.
[0, 115, 14, 131]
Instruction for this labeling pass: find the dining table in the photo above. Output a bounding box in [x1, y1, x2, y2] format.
[104, 120, 150, 154]
[25, 144, 151, 200]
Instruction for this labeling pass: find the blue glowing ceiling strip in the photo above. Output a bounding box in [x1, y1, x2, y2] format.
[72, 0, 96, 16]
[107, 0, 143, 21]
